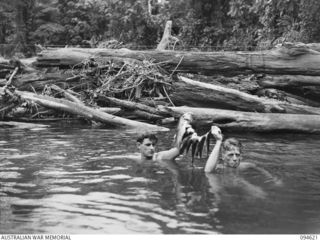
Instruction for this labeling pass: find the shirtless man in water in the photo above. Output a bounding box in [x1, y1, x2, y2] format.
[205, 126, 243, 172]
[136, 113, 281, 207]
[136, 113, 240, 169]
[137, 122, 244, 171]
[135, 114, 191, 165]
[137, 113, 279, 182]
[206, 125, 282, 184]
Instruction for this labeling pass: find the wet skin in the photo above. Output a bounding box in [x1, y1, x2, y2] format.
[222, 147, 242, 168]
[137, 138, 156, 161]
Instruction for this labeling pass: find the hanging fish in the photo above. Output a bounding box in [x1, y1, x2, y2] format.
[179, 125, 195, 154]
[195, 135, 206, 159]
[176, 113, 218, 166]
[191, 135, 200, 166]
[179, 134, 192, 154]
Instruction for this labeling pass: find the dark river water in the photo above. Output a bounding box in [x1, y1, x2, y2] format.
[1, 123, 320, 234]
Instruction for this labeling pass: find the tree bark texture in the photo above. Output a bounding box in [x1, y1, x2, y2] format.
[170, 76, 320, 115]
[97, 95, 170, 116]
[255, 88, 320, 107]
[35, 43, 320, 76]
[0, 87, 168, 131]
[257, 74, 320, 88]
[0, 72, 88, 91]
[168, 106, 320, 133]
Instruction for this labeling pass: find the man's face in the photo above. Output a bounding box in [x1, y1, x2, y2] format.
[137, 138, 156, 159]
[222, 146, 242, 168]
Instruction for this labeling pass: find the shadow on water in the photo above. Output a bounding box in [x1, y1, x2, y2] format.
[1, 124, 320, 234]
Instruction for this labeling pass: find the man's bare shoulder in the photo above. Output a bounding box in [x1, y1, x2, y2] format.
[102, 153, 141, 162]
[238, 162, 257, 171]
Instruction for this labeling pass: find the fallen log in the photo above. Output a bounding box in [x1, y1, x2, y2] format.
[0, 72, 85, 91]
[257, 85, 320, 105]
[257, 74, 320, 88]
[138, 98, 169, 108]
[0, 57, 36, 73]
[120, 109, 164, 121]
[198, 74, 320, 106]
[0, 121, 49, 129]
[0, 87, 169, 131]
[306, 43, 320, 52]
[255, 88, 320, 107]
[193, 73, 320, 100]
[166, 106, 320, 133]
[97, 107, 121, 114]
[35, 43, 320, 76]
[50, 84, 83, 104]
[97, 95, 169, 116]
[170, 76, 320, 115]
[97, 96, 171, 121]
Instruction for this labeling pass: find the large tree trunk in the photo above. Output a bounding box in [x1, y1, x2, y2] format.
[167, 106, 320, 133]
[170, 76, 320, 115]
[35, 43, 320, 76]
[192, 73, 320, 106]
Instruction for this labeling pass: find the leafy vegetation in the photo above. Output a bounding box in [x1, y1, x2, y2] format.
[1, 0, 320, 56]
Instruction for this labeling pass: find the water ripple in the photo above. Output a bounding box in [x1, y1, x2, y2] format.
[1, 127, 320, 234]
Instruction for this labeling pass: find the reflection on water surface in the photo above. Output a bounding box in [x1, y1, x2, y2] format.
[1, 124, 320, 234]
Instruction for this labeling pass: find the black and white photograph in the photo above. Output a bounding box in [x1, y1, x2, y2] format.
[0, 0, 320, 236]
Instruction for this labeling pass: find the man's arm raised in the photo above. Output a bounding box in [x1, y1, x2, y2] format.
[204, 126, 223, 173]
[156, 113, 193, 162]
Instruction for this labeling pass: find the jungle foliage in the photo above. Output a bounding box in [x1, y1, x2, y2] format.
[1, 0, 320, 56]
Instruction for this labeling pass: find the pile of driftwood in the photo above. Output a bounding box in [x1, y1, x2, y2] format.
[2, 41, 320, 133]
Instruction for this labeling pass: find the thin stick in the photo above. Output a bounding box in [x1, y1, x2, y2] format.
[31, 110, 52, 119]
[6, 67, 19, 86]
[115, 63, 127, 76]
[162, 86, 175, 107]
[30, 85, 37, 94]
[170, 56, 184, 79]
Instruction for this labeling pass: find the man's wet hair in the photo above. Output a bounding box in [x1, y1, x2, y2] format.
[136, 133, 158, 144]
[222, 138, 242, 153]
